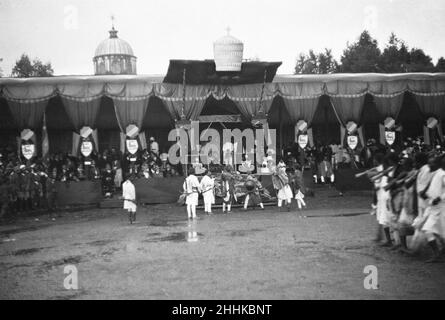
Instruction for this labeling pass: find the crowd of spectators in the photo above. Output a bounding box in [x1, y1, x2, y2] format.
[0, 137, 183, 218]
[282, 136, 445, 185]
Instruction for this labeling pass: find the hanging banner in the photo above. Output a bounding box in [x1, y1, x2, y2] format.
[295, 120, 308, 149]
[347, 135, 358, 150]
[298, 134, 308, 149]
[126, 139, 139, 155]
[22, 144, 35, 160]
[385, 131, 396, 145]
[80, 140, 93, 157]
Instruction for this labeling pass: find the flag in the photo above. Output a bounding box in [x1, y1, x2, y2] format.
[42, 112, 49, 160]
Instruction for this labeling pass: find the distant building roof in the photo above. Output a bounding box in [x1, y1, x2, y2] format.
[163, 60, 282, 85]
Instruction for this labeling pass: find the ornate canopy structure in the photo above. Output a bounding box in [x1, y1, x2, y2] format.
[1, 72, 445, 154]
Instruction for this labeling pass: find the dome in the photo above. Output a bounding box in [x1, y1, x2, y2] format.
[94, 28, 135, 58]
[213, 29, 244, 72]
[93, 26, 137, 75]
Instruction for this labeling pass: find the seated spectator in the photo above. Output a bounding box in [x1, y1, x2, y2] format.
[77, 163, 86, 180]
[149, 137, 159, 155]
[140, 160, 150, 179]
[102, 163, 114, 198]
[112, 159, 123, 189]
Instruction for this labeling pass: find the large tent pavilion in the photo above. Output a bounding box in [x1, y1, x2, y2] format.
[1, 72, 445, 159]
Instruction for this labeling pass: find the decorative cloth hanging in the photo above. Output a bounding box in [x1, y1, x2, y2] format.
[329, 95, 366, 149]
[294, 120, 313, 149]
[20, 129, 37, 160]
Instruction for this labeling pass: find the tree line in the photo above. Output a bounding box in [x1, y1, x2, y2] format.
[0, 54, 54, 78]
[295, 30, 445, 74]
[1, 31, 444, 78]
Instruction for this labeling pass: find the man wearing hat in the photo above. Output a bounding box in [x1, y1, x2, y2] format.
[149, 137, 159, 156]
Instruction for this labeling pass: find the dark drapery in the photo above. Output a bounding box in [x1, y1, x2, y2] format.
[282, 98, 320, 126]
[413, 95, 445, 119]
[329, 96, 366, 126]
[6, 100, 48, 130]
[155, 84, 210, 121]
[61, 97, 102, 131]
[112, 98, 149, 132]
[226, 85, 276, 121]
[372, 94, 405, 120]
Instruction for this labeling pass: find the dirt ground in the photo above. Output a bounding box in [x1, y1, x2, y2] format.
[1, 187, 445, 300]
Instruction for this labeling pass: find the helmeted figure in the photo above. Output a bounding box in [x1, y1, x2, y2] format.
[243, 175, 264, 210]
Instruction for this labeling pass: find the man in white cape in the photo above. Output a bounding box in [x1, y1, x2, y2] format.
[200, 170, 215, 214]
[122, 174, 137, 224]
[183, 168, 201, 219]
[422, 156, 445, 262]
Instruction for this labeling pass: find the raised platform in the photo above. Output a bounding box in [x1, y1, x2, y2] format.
[56, 180, 102, 206]
[99, 198, 123, 209]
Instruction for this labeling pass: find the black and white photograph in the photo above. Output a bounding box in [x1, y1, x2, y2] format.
[1, 0, 445, 304]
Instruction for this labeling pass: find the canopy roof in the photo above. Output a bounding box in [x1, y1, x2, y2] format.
[273, 73, 445, 83]
[1, 73, 445, 147]
[0, 73, 444, 102]
[1, 72, 444, 86]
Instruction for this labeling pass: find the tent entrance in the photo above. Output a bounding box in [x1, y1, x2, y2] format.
[197, 96, 253, 164]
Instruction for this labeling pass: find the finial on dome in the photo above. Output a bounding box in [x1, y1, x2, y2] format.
[109, 15, 118, 38]
[225, 26, 231, 36]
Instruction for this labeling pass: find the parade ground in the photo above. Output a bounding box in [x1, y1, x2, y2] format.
[1, 187, 445, 300]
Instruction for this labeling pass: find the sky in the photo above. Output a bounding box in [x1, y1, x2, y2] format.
[0, 0, 444, 76]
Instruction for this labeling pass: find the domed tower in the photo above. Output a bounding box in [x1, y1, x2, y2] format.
[93, 22, 137, 75]
[213, 28, 244, 72]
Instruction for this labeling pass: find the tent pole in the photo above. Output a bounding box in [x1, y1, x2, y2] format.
[324, 102, 329, 144]
[279, 103, 283, 159]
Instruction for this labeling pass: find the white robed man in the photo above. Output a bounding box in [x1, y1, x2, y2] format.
[421, 155, 445, 262]
[416, 153, 435, 219]
[122, 174, 137, 224]
[200, 170, 215, 214]
[373, 154, 395, 246]
[183, 168, 201, 219]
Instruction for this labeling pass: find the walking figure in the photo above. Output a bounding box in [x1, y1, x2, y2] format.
[122, 174, 137, 224]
